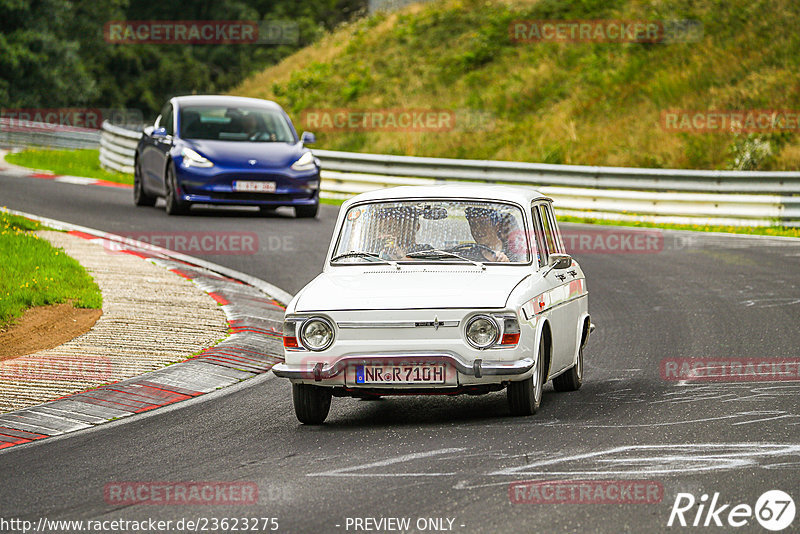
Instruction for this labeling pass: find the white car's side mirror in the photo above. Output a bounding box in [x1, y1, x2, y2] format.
[543, 253, 572, 276]
[548, 253, 572, 270]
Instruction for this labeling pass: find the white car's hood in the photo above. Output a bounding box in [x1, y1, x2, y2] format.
[294, 268, 530, 311]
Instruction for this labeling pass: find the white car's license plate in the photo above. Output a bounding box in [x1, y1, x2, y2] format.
[233, 180, 276, 193]
[355, 364, 446, 385]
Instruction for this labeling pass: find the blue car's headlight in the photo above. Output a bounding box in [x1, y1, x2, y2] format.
[181, 148, 213, 168]
[291, 152, 316, 171]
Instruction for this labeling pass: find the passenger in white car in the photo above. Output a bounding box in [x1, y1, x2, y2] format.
[465, 207, 525, 262]
[374, 207, 431, 260]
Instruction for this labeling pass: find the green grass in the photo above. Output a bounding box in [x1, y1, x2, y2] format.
[0, 211, 102, 328]
[320, 196, 347, 206]
[235, 0, 800, 171]
[5, 148, 133, 185]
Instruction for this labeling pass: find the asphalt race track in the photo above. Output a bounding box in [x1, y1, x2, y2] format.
[2, 171, 799, 533]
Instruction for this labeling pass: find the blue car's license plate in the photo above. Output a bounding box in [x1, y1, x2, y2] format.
[233, 180, 276, 193]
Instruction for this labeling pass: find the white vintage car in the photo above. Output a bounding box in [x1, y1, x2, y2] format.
[272, 185, 593, 424]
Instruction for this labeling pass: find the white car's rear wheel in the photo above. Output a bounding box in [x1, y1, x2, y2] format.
[507, 336, 546, 416]
[292, 383, 332, 424]
[553, 345, 584, 392]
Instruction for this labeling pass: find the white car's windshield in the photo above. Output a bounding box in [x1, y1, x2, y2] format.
[332, 200, 532, 264]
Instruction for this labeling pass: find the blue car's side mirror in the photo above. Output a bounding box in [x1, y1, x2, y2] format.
[301, 131, 316, 145]
[152, 127, 168, 138]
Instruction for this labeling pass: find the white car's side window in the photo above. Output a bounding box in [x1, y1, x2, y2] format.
[543, 203, 565, 254]
[538, 203, 559, 255]
[531, 203, 548, 267]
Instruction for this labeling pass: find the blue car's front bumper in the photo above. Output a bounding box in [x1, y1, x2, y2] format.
[175, 164, 320, 207]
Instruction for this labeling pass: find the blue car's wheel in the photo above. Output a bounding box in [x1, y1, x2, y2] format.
[164, 164, 189, 216]
[133, 158, 156, 207]
[295, 202, 319, 219]
[259, 205, 278, 215]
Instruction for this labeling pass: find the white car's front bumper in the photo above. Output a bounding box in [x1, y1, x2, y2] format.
[271, 350, 535, 385]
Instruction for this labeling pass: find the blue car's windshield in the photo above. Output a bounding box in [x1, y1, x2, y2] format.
[179, 105, 295, 143]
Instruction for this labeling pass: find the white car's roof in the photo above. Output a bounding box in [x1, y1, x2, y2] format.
[343, 184, 550, 208]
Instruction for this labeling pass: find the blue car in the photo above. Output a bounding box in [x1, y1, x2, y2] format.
[134, 95, 320, 217]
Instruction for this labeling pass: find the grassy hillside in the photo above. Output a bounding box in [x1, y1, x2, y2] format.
[233, 0, 800, 170]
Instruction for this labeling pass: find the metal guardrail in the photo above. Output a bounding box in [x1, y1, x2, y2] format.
[312, 149, 800, 195]
[98, 122, 799, 226]
[0, 118, 100, 150]
[313, 150, 800, 226]
[99, 121, 140, 174]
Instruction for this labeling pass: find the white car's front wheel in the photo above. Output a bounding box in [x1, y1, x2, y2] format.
[507, 337, 546, 416]
[292, 383, 332, 424]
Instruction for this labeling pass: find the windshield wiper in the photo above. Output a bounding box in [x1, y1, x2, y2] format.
[406, 249, 485, 270]
[330, 251, 399, 269]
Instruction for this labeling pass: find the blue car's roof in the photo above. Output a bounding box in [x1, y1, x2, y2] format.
[171, 95, 284, 111]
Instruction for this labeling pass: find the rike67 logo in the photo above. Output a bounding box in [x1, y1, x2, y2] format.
[668, 490, 795, 531]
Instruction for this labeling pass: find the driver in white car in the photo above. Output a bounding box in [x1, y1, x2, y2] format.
[465, 207, 525, 262]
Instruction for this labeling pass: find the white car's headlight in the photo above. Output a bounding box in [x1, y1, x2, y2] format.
[291, 151, 317, 171]
[300, 317, 334, 351]
[181, 147, 213, 168]
[465, 315, 499, 349]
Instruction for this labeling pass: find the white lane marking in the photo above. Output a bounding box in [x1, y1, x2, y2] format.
[731, 413, 800, 425]
[654, 383, 800, 405]
[537, 411, 799, 428]
[489, 443, 800, 477]
[309, 443, 800, 485]
[739, 297, 800, 308]
[54, 176, 98, 185]
[309, 447, 467, 477]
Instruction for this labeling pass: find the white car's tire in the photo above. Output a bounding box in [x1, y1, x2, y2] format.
[292, 383, 332, 424]
[553, 345, 583, 392]
[507, 337, 546, 416]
